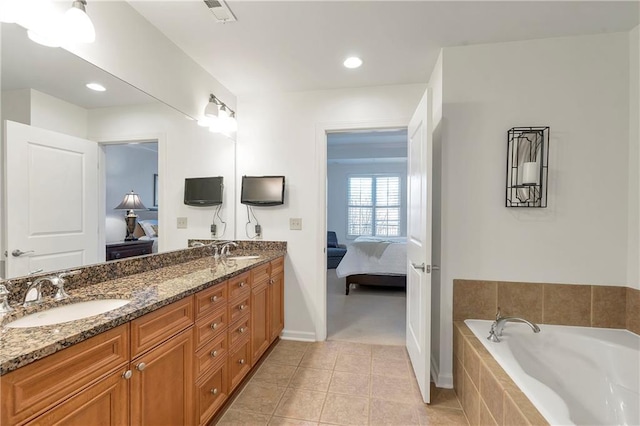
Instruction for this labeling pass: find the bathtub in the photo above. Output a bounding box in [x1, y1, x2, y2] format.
[464, 319, 639, 426]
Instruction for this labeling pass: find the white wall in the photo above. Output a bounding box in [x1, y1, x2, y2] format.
[437, 32, 631, 383]
[327, 161, 407, 246]
[628, 25, 639, 289]
[30, 90, 88, 138]
[236, 83, 426, 340]
[88, 102, 236, 252]
[105, 143, 158, 243]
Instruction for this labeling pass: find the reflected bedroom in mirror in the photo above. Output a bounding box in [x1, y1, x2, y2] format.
[0, 22, 236, 279]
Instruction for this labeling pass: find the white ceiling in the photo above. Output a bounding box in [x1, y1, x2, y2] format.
[129, 1, 639, 96]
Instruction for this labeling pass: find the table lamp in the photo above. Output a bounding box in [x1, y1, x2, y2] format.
[115, 190, 147, 241]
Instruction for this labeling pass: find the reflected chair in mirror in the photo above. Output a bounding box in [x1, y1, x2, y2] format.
[327, 231, 347, 269]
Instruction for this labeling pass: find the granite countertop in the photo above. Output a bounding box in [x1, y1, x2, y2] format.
[0, 250, 285, 375]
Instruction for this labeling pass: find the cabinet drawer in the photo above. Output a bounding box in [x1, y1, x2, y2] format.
[195, 281, 228, 320]
[196, 359, 229, 426]
[194, 306, 227, 350]
[1, 324, 129, 426]
[228, 295, 250, 325]
[195, 331, 228, 378]
[131, 297, 194, 358]
[271, 256, 284, 275]
[228, 337, 251, 391]
[250, 262, 271, 286]
[228, 316, 251, 348]
[228, 272, 250, 301]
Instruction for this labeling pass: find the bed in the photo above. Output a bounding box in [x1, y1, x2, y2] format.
[133, 219, 159, 253]
[335, 236, 407, 295]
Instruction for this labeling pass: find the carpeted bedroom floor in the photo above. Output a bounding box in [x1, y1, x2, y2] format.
[326, 269, 406, 346]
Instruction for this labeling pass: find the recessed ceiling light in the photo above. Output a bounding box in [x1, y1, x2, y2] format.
[343, 56, 363, 69]
[86, 82, 106, 91]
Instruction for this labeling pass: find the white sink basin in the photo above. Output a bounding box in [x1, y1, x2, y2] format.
[5, 299, 130, 328]
[226, 255, 261, 261]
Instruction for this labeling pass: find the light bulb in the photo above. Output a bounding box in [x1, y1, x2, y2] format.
[343, 56, 363, 69]
[63, 1, 95, 44]
[218, 105, 230, 119]
[197, 117, 212, 127]
[204, 100, 219, 118]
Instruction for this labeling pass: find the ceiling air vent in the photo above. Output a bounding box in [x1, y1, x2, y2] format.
[203, 0, 237, 23]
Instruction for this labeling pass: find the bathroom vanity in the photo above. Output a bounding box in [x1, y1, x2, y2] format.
[0, 246, 285, 426]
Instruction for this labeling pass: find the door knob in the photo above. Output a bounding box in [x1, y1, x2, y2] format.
[411, 262, 426, 272]
[12, 249, 35, 257]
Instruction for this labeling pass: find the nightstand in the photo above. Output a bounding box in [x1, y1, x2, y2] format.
[106, 240, 154, 260]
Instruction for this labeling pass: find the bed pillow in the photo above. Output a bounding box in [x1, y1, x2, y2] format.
[139, 220, 158, 237]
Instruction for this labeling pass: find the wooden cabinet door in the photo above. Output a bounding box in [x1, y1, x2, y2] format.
[250, 280, 270, 362]
[26, 369, 129, 426]
[130, 329, 194, 426]
[269, 269, 284, 343]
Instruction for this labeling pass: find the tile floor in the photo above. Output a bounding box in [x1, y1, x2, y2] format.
[216, 340, 469, 425]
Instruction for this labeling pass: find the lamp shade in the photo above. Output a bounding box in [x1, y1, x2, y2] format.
[115, 190, 147, 210]
[63, 0, 95, 43]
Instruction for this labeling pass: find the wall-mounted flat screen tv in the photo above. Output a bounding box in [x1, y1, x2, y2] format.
[184, 176, 223, 206]
[241, 176, 285, 206]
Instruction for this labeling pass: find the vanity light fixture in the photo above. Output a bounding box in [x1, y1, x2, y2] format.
[343, 56, 363, 69]
[204, 94, 219, 118]
[86, 82, 106, 91]
[202, 93, 237, 136]
[63, 0, 95, 43]
[115, 190, 147, 241]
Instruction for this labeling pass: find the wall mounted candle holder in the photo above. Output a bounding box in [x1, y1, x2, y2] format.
[506, 126, 549, 208]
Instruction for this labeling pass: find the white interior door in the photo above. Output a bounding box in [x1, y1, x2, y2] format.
[406, 89, 433, 403]
[4, 121, 99, 278]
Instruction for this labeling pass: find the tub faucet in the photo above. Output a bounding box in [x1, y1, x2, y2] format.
[487, 312, 540, 343]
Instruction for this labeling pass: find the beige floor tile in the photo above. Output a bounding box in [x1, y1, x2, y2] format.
[274, 388, 328, 422]
[230, 381, 286, 415]
[217, 409, 271, 425]
[277, 340, 312, 353]
[419, 406, 469, 426]
[320, 393, 369, 425]
[252, 362, 298, 387]
[268, 346, 306, 366]
[289, 367, 333, 391]
[299, 349, 338, 370]
[371, 345, 407, 361]
[335, 341, 373, 357]
[268, 416, 320, 426]
[370, 374, 423, 404]
[371, 357, 411, 378]
[429, 384, 463, 410]
[369, 399, 421, 425]
[328, 371, 371, 397]
[334, 353, 372, 375]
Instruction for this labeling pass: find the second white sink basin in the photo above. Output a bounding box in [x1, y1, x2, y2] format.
[5, 299, 130, 328]
[226, 255, 261, 261]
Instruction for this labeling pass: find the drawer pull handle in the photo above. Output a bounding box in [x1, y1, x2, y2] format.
[211, 295, 219, 302]
[239, 327, 246, 333]
[211, 322, 218, 330]
[122, 370, 132, 380]
[136, 362, 146, 371]
[239, 304, 246, 311]
[239, 281, 246, 288]
[211, 350, 219, 357]
[211, 388, 218, 395]
[238, 358, 245, 365]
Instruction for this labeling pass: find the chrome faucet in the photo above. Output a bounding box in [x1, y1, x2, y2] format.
[487, 308, 540, 342]
[220, 241, 238, 258]
[0, 281, 13, 314]
[22, 270, 80, 307]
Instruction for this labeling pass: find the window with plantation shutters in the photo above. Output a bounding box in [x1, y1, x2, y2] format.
[347, 175, 401, 237]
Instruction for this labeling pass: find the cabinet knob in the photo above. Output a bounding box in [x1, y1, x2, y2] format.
[136, 362, 146, 371]
[238, 359, 245, 365]
[270, 279, 274, 284]
[239, 304, 246, 311]
[211, 322, 218, 330]
[211, 295, 219, 302]
[211, 388, 218, 395]
[211, 350, 219, 357]
[239, 327, 246, 334]
[239, 281, 245, 288]
[122, 370, 132, 380]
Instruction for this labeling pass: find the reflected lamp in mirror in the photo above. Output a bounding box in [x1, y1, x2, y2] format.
[506, 126, 549, 208]
[115, 190, 147, 241]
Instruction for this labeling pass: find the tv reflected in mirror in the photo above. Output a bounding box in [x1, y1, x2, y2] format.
[184, 176, 224, 206]
[241, 176, 285, 206]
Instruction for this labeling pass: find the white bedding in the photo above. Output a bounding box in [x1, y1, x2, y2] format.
[335, 236, 407, 278]
[138, 236, 158, 253]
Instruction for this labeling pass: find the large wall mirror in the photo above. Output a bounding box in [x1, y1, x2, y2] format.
[1, 23, 236, 279]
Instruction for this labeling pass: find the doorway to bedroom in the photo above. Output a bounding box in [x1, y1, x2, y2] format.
[326, 129, 408, 345]
[103, 141, 159, 256]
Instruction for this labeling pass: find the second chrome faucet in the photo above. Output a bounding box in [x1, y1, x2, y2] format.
[487, 308, 541, 342]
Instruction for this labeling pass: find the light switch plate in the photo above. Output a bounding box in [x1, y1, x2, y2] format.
[177, 217, 188, 229]
[289, 218, 302, 230]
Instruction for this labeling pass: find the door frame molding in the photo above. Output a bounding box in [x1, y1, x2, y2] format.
[314, 117, 411, 341]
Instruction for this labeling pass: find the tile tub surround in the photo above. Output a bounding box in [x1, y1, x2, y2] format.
[453, 321, 548, 426]
[0, 247, 286, 375]
[453, 279, 640, 334]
